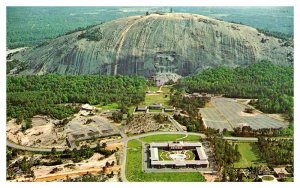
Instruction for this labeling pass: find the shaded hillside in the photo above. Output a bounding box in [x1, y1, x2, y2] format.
[11, 13, 293, 76]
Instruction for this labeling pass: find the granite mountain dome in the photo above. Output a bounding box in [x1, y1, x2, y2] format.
[11, 13, 293, 76]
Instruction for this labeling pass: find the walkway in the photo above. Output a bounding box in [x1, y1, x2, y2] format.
[7, 130, 262, 182]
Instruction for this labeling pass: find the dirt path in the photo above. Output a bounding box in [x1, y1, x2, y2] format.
[34, 166, 120, 182]
[106, 143, 123, 150]
[202, 173, 219, 182]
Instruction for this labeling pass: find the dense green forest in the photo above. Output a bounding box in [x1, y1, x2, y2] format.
[7, 7, 293, 49]
[256, 28, 293, 41]
[6, 7, 125, 49]
[179, 61, 294, 121]
[257, 137, 293, 165]
[169, 93, 210, 117]
[7, 75, 145, 120]
[233, 126, 293, 137]
[173, 114, 205, 132]
[210, 136, 241, 168]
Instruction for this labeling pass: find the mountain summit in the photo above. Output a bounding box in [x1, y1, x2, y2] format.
[11, 13, 293, 76]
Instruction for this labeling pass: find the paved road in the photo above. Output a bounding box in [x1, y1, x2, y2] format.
[120, 140, 128, 182]
[7, 131, 266, 182]
[223, 137, 258, 142]
[167, 115, 185, 132]
[6, 140, 66, 152]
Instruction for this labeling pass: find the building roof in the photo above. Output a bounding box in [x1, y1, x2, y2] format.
[149, 141, 210, 167]
[136, 106, 148, 111]
[150, 147, 159, 161]
[149, 103, 162, 107]
[81, 104, 94, 110]
[168, 141, 184, 147]
[273, 167, 289, 175]
[151, 160, 209, 166]
[164, 107, 175, 110]
[150, 142, 169, 148]
[150, 141, 203, 148]
[196, 146, 208, 160]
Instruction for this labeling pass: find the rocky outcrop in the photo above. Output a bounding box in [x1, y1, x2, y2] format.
[12, 13, 293, 76]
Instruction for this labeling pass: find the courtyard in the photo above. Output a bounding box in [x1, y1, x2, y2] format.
[158, 149, 196, 161]
[125, 134, 208, 182]
[148, 141, 209, 169]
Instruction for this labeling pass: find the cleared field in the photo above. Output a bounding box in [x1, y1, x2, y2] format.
[142, 86, 170, 106]
[140, 134, 202, 142]
[147, 86, 160, 92]
[149, 109, 163, 113]
[126, 140, 205, 182]
[95, 103, 119, 110]
[233, 143, 265, 168]
[143, 94, 169, 106]
[200, 97, 287, 131]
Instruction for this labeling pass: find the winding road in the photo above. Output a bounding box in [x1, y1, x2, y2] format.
[7, 116, 261, 182]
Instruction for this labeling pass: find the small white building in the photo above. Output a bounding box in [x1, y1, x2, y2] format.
[81, 104, 95, 111]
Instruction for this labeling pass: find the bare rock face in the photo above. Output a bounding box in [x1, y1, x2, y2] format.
[12, 13, 293, 76]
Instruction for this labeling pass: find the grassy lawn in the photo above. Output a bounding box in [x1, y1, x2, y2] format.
[158, 150, 172, 161]
[164, 111, 174, 115]
[128, 106, 136, 114]
[158, 149, 195, 161]
[284, 177, 294, 182]
[149, 109, 163, 113]
[185, 150, 196, 160]
[261, 176, 274, 181]
[143, 94, 169, 106]
[95, 102, 119, 110]
[161, 85, 172, 93]
[140, 134, 202, 142]
[147, 86, 160, 92]
[95, 103, 137, 115]
[126, 140, 205, 182]
[142, 85, 171, 106]
[234, 142, 265, 168]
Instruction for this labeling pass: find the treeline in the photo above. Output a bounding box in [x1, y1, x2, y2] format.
[257, 28, 293, 41]
[169, 93, 210, 117]
[180, 61, 293, 121]
[173, 114, 205, 132]
[6, 7, 110, 49]
[57, 23, 102, 38]
[257, 137, 293, 165]
[64, 173, 110, 182]
[78, 27, 103, 41]
[232, 125, 293, 137]
[210, 136, 241, 168]
[7, 75, 145, 120]
[6, 143, 118, 180]
[169, 93, 209, 132]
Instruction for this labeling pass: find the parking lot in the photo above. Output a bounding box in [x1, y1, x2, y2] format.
[65, 115, 119, 145]
[200, 97, 288, 131]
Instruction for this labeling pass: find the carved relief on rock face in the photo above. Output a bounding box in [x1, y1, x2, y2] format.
[11, 13, 293, 76]
[154, 51, 179, 74]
